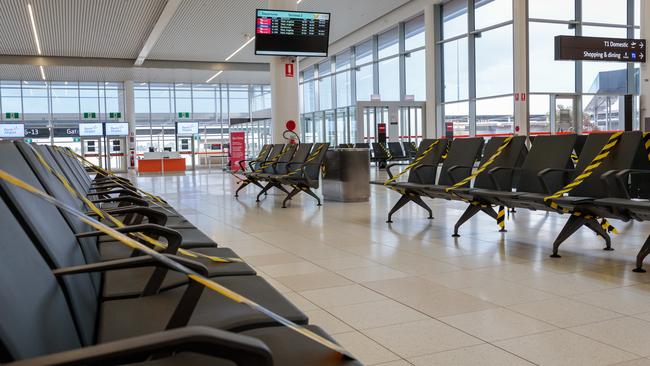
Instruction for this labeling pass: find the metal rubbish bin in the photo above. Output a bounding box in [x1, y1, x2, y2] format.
[322, 148, 370, 202]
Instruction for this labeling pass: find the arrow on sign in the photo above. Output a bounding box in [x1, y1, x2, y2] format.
[640, 53, 645, 59]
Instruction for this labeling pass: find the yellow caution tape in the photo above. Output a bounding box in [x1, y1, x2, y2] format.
[280, 144, 327, 179]
[384, 140, 440, 187]
[497, 206, 506, 231]
[0, 168, 353, 360]
[28, 144, 241, 264]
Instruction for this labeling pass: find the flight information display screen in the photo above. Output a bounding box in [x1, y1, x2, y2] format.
[255, 9, 330, 57]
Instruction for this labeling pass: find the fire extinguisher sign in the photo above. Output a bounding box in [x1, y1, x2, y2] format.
[285, 63, 294, 78]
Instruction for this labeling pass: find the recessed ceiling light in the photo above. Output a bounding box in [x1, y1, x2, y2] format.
[39, 65, 46, 80]
[27, 4, 42, 55]
[206, 70, 223, 83]
[225, 36, 256, 61]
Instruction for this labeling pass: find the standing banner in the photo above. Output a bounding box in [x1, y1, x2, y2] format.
[229, 132, 246, 171]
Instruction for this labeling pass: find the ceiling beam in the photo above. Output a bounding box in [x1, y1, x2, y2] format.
[0, 55, 269, 72]
[134, 0, 183, 66]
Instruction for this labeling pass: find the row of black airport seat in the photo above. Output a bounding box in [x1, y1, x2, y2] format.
[338, 141, 418, 162]
[0, 140, 360, 365]
[374, 132, 650, 272]
[234, 143, 330, 208]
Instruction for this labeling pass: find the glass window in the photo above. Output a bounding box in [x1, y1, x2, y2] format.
[405, 49, 426, 101]
[303, 66, 315, 81]
[475, 24, 513, 98]
[318, 59, 332, 76]
[634, 0, 640, 26]
[529, 22, 575, 93]
[378, 27, 399, 59]
[336, 50, 351, 71]
[355, 40, 373, 65]
[192, 84, 216, 116]
[228, 84, 250, 118]
[356, 64, 374, 101]
[529, 0, 575, 21]
[405, 14, 425, 51]
[529, 94, 551, 134]
[583, 0, 627, 25]
[51, 82, 79, 119]
[1, 81, 22, 119]
[582, 95, 624, 132]
[336, 70, 352, 107]
[443, 37, 469, 101]
[476, 96, 514, 136]
[474, 0, 512, 30]
[444, 101, 470, 137]
[303, 80, 316, 113]
[378, 57, 400, 101]
[319, 76, 332, 110]
[23, 82, 49, 120]
[442, 0, 468, 39]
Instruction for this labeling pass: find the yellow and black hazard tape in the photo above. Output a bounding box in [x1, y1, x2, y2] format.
[444, 136, 515, 230]
[377, 143, 392, 159]
[441, 144, 450, 160]
[544, 132, 624, 234]
[279, 144, 327, 179]
[384, 140, 440, 187]
[29, 145, 241, 264]
[497, 206, 506, 231]
[643, 132, 650, 161]
[571, 152, 579, 165]
[0, 168, 354, 361]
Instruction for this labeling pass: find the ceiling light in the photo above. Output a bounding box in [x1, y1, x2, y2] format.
[297, 0, 303, 3]
[225, 36, 255, 61]
[206, 70, 223, 83]
[39, 65, 46, 80]
[27, 4, 42, 55]
[23, 81, 29, 85]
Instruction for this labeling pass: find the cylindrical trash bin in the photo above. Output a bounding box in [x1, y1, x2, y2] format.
[322, 148, 370, 202]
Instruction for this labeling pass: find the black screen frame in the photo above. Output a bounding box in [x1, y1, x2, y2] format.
[254, 8, 331, 57]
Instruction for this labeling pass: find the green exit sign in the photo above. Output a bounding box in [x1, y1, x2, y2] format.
[178, 112, 190, 119]
[5, 112, 19, 119]
[109, 112, 122, 119]
[73, 137, 80, 142]
[83, 112, 97, 119]
[24, 138, 32, 143]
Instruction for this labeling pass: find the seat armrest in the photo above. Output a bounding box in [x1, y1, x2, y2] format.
[613, 169, 650, 199]
[385, 163, 410, 180]
[76, 224, 182, 255]
[8, 326, 272, 366]
[52, 254, 209, 277]
[87, 188, 139, 198]
[537, 168, 574, 194]
[90, 196, 150, 207]
[446, 165, 473, 185]
[86, 206, 167, 226]
[487, 166, 521, 191]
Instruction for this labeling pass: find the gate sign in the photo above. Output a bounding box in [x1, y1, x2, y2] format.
[229, 131, 246, 171]
[0, 124, 24, 138]
[555, 36, 646, 63]
[24, 127, 51, 138]
[53, 127, 80, 137]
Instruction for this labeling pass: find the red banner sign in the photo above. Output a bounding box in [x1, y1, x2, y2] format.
[229, 132, 246, 171]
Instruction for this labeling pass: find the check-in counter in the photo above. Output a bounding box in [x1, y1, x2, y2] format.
[322, 148, 370, 202]
[137, 152, 186, 173]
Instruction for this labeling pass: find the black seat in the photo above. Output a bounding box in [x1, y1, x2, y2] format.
[371, 143, 390, 167]
[373, 138, 450, 223]
[402, 141, 418, 159]
[272, 143, 331, 208]
[235, 144, 284, 197]
[253, 143, 313, 202]
[387, 142, 405, 161]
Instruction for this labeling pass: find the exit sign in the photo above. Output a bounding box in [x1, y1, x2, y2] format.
[83, 112, 97, 119]
[5, 112, 19, 119]
[178, 112, 190, 119]
[109, 112, 122, 119]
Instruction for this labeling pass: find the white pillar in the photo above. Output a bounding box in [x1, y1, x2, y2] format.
[124, 80, 136, 169]
[513, 0, 529, 136]
[640, 0, 649, 131]
[424, 4, 438, 138]
[269, 0, 300, 143]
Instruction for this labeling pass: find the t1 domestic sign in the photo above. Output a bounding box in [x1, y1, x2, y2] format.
[555, 36, 646, 63]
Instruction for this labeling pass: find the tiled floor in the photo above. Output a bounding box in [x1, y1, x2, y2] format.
[132, 169, 650, 366]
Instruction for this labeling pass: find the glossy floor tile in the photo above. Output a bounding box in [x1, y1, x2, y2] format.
[131, 169, 650, 365]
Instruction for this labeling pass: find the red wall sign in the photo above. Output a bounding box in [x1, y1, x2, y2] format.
[229, 132, 246, 171]
[285, 63, 294, 78]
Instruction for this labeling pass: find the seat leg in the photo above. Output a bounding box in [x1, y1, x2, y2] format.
[277, 184, 291, 195]
[411, 195, 434, 220]
[387, 195, 411, 223]
[282, 187, 300, 208]
[583, 218, 613, 251]
[251, 180, 265, 189]
[256, 182, 273, 202]
[479, 206, 499, 220]
[235, 181, 250, 197]
[453, 205, 482, 237]
[634, 235, 650, 273]
[302, 187, 322, 206]
[551, 215, 586, 258]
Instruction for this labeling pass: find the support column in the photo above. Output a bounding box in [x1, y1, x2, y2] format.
[513, 0, 529, 136]
[269, 0, 300, 143]
[424, 4, 438, 138]
[641, 0, 650, 131]
[124, 80, 136, 169]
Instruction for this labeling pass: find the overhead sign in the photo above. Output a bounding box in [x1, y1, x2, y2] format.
[79, 123, 103, 137]
[555, 36, 646, 62]
[24, 127, 51, 138]
[0, 124, 25, 138]
[176, 122, 199, 135]
[105, 123, 129, 136]
[53, 127, 80, 138]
